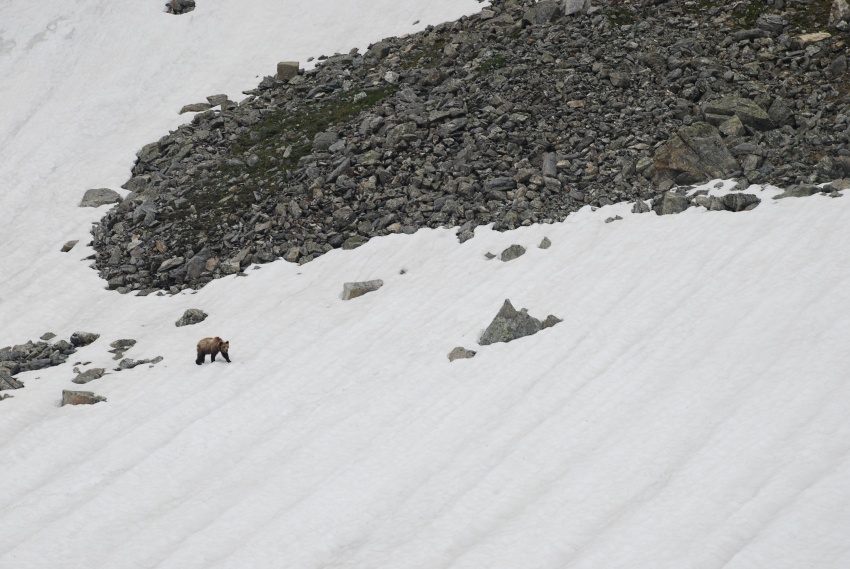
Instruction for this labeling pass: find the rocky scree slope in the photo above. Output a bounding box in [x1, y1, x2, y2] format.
[91, 0, 850, 294]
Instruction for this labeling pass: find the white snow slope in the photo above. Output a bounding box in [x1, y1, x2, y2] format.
[2, 2, 850, 568]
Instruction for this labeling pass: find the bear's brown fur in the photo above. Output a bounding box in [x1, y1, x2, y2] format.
[196, 337, 230, 365]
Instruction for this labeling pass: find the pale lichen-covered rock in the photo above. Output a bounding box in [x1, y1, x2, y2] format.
[276, 61, 300, 80]
[61, 390, 106, 406]
[342, 280, 383, 300]
[448, 347, 476, 362]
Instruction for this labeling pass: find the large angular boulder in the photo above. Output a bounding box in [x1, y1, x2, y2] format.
[500, 244, 526, 262]
[830, 0, 850, 26]
[523, 1, 561, 25]
[342, 280, 384, 300]
[563, 0, 591, 15]
[276, 61, 300, 80]
[651, 122, 740, 186]
[479, 299, 561, 346]
[703, 97, 775, 131]
[653, 192, 692, 215]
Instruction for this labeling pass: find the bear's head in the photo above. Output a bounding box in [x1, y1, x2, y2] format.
[220, 340, 229, 354]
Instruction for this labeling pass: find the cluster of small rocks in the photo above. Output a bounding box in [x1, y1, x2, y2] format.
[91, 0, 850, 293]
[165, 0, 195, 15]
[72, 338, 162, 385]
[0, 331, 99, 399]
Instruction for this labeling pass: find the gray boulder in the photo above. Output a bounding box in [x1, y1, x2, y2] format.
[342, 236, 368, 250]
[479, 299, 561, 346]
[652, 122, 740, 186]
[61, 240, 78, 253]
[653, 192, 692, 215]
[831, 0, 850, 26]
[80, 188, 122, 208]
[166, 0, 195, 14]
[722, 193, 761, 212]
[276, 61, 300, 80]
[539, 237, 552, 249]
[632, 199, 651, 214]
[314, 131, 340, 151]
[500, 244, 526, 262]
[72, 368, 105, 385]
[206, 94, 228, 106]
[342, 280, 384, 300]
[61, 390, 106, 406]
[773, 185, 820, 199]
[703, 97, 775, 131]
[563, 0, 591, 15]
[448, 347, 477, 362]
[366, 42, 391, 60]
[522, 1, 561, 25]
[175, 308, 208, 327]
[70, 331, 100, 347]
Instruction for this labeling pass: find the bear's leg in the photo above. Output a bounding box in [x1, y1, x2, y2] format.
[196, 352, 205, 365]
[223, 353, 231, 363]
[211, 351, 217, 362]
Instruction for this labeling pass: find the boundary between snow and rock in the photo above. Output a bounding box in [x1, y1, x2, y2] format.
[90, 0, 850, 294]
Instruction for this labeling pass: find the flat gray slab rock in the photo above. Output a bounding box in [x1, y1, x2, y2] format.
[342, 280, 383, 300]
[72, 368, 105, 385]
[479, 299, 562, 346]
[0, 369, 23, 390]
[61, 390, 105, 406]
[703, 96, 775, 131]
[80, 188, 121, 208]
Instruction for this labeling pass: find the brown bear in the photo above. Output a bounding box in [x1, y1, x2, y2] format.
[196, 337, 230, 365]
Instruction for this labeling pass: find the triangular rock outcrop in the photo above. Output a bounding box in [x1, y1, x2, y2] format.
[479, 299, 561, 346]
[651, 122, 740, 187]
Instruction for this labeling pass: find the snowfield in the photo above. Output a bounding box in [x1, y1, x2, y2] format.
[2, 1, 850, 568]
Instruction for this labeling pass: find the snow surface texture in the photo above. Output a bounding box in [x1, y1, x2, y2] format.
[2, 2, 850, 569]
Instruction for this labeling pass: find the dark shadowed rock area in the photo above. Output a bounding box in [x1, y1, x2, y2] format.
[91, 0, 850, 293]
